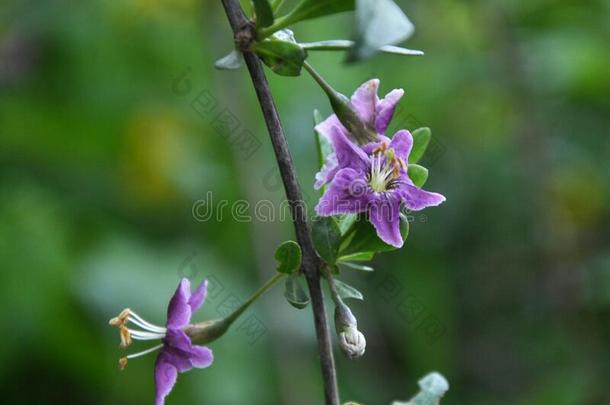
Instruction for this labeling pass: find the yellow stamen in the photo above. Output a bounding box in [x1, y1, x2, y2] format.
[398, 157, 407, 171]
[119, 326, 132, 348]
[118, 357, 128, 370]
[109, 308, 131, 327]
[372, 142, 388, 155]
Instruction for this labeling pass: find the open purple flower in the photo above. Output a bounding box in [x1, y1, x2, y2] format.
[110, 279, 213, 405]
[315, 127, 445, 248]
[315, 79, 404, 190]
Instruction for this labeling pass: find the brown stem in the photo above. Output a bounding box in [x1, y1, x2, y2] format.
[218, 1, 340, 404]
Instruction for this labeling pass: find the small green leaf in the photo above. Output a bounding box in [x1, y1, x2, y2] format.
[311, 216, 342, 264]
[409, 127, 431, 164]
[340, 217, 409, 256]
[301, 40, 423, 56]
[334, 279, 364, 300]
[282, 0, 355, 25]
[392, 372, 449, 405]
[338, 251, 375, 262]
[337, 213, 358, 236]
[214, 50, 244, 70]
[301, 40, 354, 50]
[348, 0, 414, 62]
[339, 262, 374, 272]
[253, 0, 274, 28]
[254, 31, 307, 76]
[408, 164, 429, 188]
[378, 45, 424, 56]
[284, 275, 310, 309]
[274, 240, 302, 274]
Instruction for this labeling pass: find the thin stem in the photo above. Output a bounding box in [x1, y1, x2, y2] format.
[187, 272, 285, 344]
[224, 273, 285, 325]
[258, 15, 293, 38]
[270, 0, 285, 13]
[219, 2, 340, 404]
[303, 61, 338, 100]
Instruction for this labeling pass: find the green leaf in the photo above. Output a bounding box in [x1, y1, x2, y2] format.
[337, 213, 358, 235]
[347, 0, 414, 62]
[282, 0, 355, 25]
[214, 50, 244, 70]
[378, 45, 424, 56]
[409, 127, 431, 164]
[301, 40, 353, 50]
[253, 0, 274, 28]
[301, 40, 423, 56]
[311, 216, 342, 264]
[284, 275, 310, 309]
[337, 251, 375, 262]
[274, 240, 302, 274]
[408, 164, 429, 188]
[392, 372, 449, 405]
[340, 217, 409, 256]
[334, 279, 364, 300]
[339, 262, 374, 272]
[254, 31, 307, 76]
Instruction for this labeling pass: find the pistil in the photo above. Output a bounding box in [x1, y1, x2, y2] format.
[368, 144, 404, 192]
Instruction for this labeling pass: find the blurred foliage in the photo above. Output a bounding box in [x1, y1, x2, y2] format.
[1, 0, 609, 404]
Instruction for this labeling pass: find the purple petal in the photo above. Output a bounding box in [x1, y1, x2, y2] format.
[315, 114, 346, 140]
[329, 126, 369, 173]
[389, 130, 413, 161]
[154, 355, 178, 405]
[164, 329, 193, 352]
[188, 280, 208, 313]
[400, 184, 446, 211]
[375, 89, 404, 134]
[316, 168, 370, 216]
[350, 79, 380, 126]
[314, 153, 339, 190]
[369, 195, 403, 248]
[166, 279, 192, 329]
[162, 330, 196, 372]
[189, 345, 214, 368]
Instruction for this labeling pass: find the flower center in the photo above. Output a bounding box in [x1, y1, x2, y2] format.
[368, 143, 406, 193]
[109, 308, 167, 369]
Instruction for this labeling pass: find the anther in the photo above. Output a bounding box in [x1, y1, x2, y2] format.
[109, 308, 130, 327]
[372, 142, 388, 155]
[119, 326, 132, 348]
[118, 357, 128, 370]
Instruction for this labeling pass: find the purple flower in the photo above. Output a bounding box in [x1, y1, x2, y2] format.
[315, 127, 445, 248]
[110, 279, 213, 405]
[315, 79, 404, 190]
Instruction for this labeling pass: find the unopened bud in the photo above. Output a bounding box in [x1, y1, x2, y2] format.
[334, 301, 366, 359]
[339, 325, 366, 359]
[335, 300, 357, 332]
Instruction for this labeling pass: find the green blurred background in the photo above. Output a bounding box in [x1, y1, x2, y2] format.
[1, 0, 609, 403]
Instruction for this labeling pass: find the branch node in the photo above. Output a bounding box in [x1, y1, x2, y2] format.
[235, 21, 256, 52]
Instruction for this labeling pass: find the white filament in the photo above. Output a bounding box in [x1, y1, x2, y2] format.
[126, 344, 164, 360]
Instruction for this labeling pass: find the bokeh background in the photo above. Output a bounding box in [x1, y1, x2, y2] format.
[1, 0, 609, 404]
